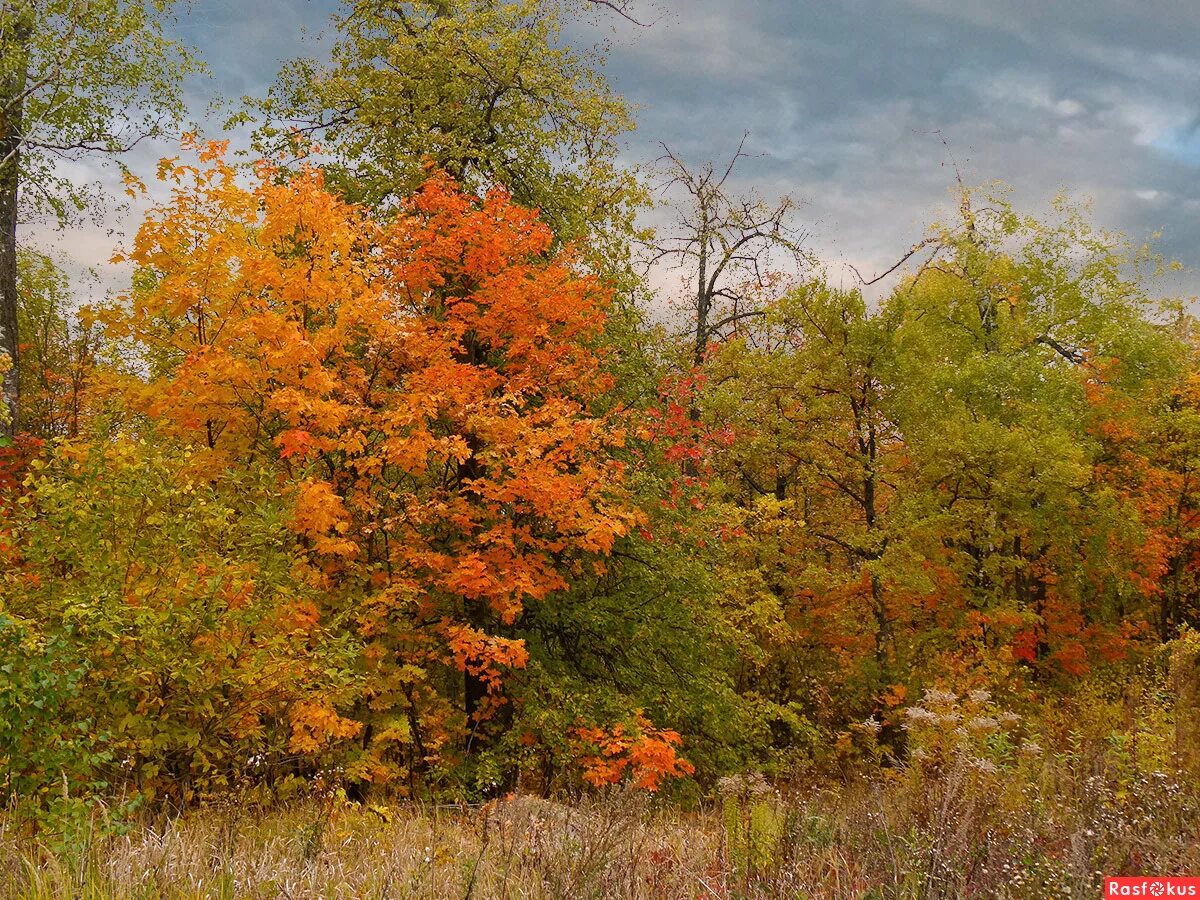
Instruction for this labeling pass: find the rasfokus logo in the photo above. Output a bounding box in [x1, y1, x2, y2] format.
[1105, 878, 1200, 896]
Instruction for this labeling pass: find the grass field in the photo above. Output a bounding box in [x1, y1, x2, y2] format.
[4, 755, 1198, 900]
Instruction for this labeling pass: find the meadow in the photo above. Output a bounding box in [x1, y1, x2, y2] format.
[7, 673, 1200, 899]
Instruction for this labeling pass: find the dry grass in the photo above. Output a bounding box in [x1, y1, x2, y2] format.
[3, 761, 1199, 900]
[1, 791, 723, 900]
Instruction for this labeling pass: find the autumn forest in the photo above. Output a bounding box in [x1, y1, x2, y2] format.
[3, 1, 1200, 897]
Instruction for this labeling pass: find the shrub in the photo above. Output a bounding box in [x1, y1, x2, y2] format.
[0, 435, 361, 808]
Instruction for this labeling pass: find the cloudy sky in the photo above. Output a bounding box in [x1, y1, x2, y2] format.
[34, 0, 1200, 298]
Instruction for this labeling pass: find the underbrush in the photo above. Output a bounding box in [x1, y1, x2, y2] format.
[7, 639, 1200, 898]
[3, 754, 1196, 899]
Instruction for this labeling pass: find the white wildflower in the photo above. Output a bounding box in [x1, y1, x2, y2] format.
[903, 706, 937, 726]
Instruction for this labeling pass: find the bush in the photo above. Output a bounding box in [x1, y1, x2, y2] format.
[0, 435, 362, 808]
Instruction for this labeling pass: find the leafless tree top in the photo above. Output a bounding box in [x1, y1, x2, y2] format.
[649, 134, 812, 365]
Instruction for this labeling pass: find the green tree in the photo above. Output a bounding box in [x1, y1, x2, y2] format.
[253, 0, 642, 271]
[14, 249, 98, 438]
[697, 190, 1186, 740]
[884, 190, 1178, 681]
[703, 278, 907, 728]
[0, 0, 197, 433]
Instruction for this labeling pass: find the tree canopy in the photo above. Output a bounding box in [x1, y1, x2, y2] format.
[5, 0, 1200, 826]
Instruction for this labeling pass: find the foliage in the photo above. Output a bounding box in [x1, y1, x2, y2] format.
[8, 0, 1200, 860]
[253, 0, 642, 271]
[6, 687, 1200, 900]
[14, 250, 101, 438]
[0, 434, 361, 806]
[574, 713, 694, 791]
[0, 346, 9, 432]
[694, 191, 1189, 746]
[96, 141, 692, 795]
[0, 0, 199, 434]
[0, 616, 114, 827]
[0, 0, 198, 223]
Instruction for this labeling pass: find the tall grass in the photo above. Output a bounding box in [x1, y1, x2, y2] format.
[9, 647, 1200, 899]
[3, 752, 1197, 900]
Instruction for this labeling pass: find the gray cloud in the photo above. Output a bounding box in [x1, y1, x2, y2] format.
[26, 0, 1200, 302]
[584, 0, 1200, 296]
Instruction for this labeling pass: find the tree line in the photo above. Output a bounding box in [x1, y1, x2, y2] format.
[3, 0, 1200, 823]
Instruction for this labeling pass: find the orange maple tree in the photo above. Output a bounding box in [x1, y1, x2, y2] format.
[574, 713, 695, 791]
[102, 141, 654, 789]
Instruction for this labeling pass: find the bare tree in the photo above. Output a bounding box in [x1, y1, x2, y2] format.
[650, 135, 811, 369]
[581, 0, 652, 25]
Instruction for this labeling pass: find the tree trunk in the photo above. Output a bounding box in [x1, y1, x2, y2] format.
[692, 216, 709, 369]
[0, 158, 17, 435]
[0, 4, 29, 435]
